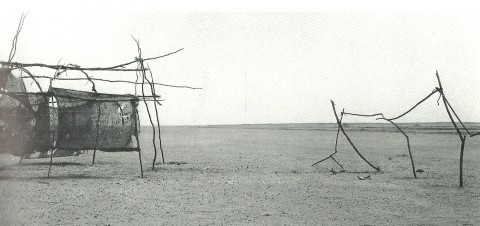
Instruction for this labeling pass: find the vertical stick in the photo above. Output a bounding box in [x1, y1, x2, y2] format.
[383, 119, 417, 179]
[132, 38, 158, 170]
[135, 108, 143, 178]
[331, 100, 380, 171]
[140, 72, 157, 169]
[460, 136, 466, 187]
[48, 149, 54, 178]
[47, 122, 57, 178]
[138, 149, 144, 178]
[91, 79, 99, 164]
[436, 71, 466, 187]
[146, 66, 165, 165]
[334, 109, 344, 154]
[92, 102, 101, 165]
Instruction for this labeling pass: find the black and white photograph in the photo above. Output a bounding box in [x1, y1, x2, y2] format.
[1, 1, 479, 225]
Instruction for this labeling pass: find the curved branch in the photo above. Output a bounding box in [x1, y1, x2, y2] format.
[20, 68, 43, 92]
[8, 13, 27, 63]
[79, 70, 97, 93]
[386, 88, 440, 121]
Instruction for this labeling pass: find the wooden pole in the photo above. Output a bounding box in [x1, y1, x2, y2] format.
[146, 65, 165, 165]
[460, 135, 466, 187]
[132, 37, 160, 170]
[135, 108, 144, 178]
[436, 71, 466, 188]
[382, 118, 417, 179]
[92, 102, 101, 165]
[331, 100, 380, 171]
[21, 75, 201, 90]
[47, 149, 54, 178]
[1, 48, 183, 71]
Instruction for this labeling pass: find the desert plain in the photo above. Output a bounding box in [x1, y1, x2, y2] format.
[0, 123, 479, 225]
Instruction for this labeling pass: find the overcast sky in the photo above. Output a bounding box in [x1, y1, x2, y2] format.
[2, 2, 480, 125]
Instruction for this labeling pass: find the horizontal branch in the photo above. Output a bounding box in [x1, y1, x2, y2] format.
[3, 62, 150, 72]
[343, 112, 384, 118]
[0, 90, 162, 101]
[0, 48, 183, 71]
[21, 76, 202, 90]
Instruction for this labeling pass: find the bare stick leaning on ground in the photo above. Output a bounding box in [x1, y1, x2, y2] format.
[330, 101, 381, 172]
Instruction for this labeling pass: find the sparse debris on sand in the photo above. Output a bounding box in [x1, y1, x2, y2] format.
[330, 168, 346, 175]
[357, 175, 371, 180]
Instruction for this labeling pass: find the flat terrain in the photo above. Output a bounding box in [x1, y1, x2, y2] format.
[0, 123, 479, 225]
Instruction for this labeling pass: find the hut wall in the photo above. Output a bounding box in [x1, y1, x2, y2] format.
[55, 92, 138, 151]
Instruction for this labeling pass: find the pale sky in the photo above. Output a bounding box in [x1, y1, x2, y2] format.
[2, 2, 480, 125]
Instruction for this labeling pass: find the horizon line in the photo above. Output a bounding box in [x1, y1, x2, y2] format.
[142, 121, 480, 127]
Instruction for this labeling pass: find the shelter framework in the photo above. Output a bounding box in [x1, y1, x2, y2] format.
[313, 72, 479, 188]
[1, 15, 200, 177]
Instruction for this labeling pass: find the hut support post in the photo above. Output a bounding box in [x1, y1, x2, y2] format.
[133, 37, 159, 170]
[47, 149, 54, 177]
[47, 128, 57, 178]
[92, 151, 96, 165]
[134, 109, 144, 178]
[138, 150, 144, 178]
[92, 102, 101, 165]
[146, 65, 165, 165]
[436, 71, 466, 188]
[139, 69, 158, 169]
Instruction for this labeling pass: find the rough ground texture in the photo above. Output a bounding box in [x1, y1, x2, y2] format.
[0, 124, 479, 225]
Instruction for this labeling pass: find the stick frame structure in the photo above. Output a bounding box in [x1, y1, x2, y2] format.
[313, 72, 477, 187]
[2, 14, 200, 178]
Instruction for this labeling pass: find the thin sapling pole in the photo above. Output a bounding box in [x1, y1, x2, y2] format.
[146, 63, 165, 165]
[380, 118, 417, 179]
[436, 71, 466, 188]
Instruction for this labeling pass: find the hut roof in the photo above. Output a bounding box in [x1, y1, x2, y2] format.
[50, 88, 139, 102]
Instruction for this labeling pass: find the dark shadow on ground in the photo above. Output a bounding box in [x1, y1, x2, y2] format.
[19, 162, 83, 166]
[0, 174, 113, 181]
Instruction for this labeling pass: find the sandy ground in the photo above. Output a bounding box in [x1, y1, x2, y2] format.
[0, 125, 479, 225]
